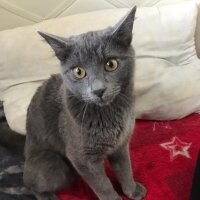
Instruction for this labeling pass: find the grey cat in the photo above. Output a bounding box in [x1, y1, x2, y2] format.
[23, 7, 146, 200]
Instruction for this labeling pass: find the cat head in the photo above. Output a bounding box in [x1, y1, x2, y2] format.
[38, 7, 136, 106]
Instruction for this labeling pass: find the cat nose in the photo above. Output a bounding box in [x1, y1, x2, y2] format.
[93, 88, 106, 98]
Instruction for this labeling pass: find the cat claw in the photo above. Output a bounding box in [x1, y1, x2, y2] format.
[115, 197, 122, 200]
[124, 182, 147, 200]
[131, 182, 147, 200]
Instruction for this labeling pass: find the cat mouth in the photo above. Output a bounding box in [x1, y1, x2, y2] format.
[94, 97, 114, 106]
[83, 93, 118, 106]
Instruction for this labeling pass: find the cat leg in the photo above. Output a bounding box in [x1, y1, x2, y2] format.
[69, 155, 122, 200]
[108, 143, 147, 200]
[23, 150, 77, 200]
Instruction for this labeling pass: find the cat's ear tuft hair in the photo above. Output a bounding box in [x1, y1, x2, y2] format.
[38, 31, 71, 62]
[111, 7, 136, 48]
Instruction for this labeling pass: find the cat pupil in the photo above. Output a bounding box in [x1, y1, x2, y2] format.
[77, 68, 81, 75]
[108, 61, 113, 67]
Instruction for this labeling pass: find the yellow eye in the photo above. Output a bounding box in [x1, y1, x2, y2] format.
[105, 59, 118, 72]
[72, 67, 86, 79]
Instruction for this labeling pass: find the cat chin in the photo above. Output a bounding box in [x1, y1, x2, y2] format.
[95, 101, 111, 107]
[93, 98, 114, 107]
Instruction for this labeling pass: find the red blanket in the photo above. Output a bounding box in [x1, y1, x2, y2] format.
[58, 114, 200, 200]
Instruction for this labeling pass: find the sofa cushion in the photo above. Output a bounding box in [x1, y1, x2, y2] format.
[0, 1, 199, 134]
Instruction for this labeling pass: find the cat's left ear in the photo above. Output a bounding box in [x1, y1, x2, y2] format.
[111, 7, 136, 48]
[38, 31, 71, 62]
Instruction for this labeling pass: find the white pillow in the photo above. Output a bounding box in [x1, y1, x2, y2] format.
[133, 1, 200, 119]
[0, 1, 199, 134]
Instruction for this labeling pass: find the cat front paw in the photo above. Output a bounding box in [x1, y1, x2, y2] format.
[114, 197, 122, 200]
[100, 195, 122, 200]
[123, 182, 147, 200]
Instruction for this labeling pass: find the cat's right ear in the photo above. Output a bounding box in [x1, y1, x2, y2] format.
[110, 7, 136, 48]
[38, 31, 71, 62]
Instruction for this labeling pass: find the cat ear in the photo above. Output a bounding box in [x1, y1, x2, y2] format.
[38, 31, 71, 62]
[111, 7, 136, 47]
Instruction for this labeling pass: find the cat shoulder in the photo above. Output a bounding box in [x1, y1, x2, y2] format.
[28, 74, 63, 110]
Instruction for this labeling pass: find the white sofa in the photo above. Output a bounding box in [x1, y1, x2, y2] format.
[0, 0, 200, 134]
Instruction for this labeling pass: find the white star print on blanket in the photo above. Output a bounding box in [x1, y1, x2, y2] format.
[160, 136, 192, 161]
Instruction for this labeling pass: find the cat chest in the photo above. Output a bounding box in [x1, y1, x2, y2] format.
[83, 115, 131, 156]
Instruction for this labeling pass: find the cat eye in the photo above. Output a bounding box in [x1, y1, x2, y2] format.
[72, 67, 86, 79]
[105, 59, 118, 72]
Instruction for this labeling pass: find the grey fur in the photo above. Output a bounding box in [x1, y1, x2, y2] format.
[24, 7, 146, 200]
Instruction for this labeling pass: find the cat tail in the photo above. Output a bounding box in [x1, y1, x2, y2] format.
[0, 121, 25, 155]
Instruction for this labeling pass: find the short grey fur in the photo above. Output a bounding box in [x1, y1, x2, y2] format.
[23, 7, 147, 200]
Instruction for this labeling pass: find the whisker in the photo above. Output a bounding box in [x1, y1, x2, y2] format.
[73, 103, 86, 121]
[119, 93, 131, 107]
[81, 103, 88, 134]
[120, 97, 130, 107]
[106, 88, 120, 97]
[119, 93, 132, 102]
[69, 99, 83, 110]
